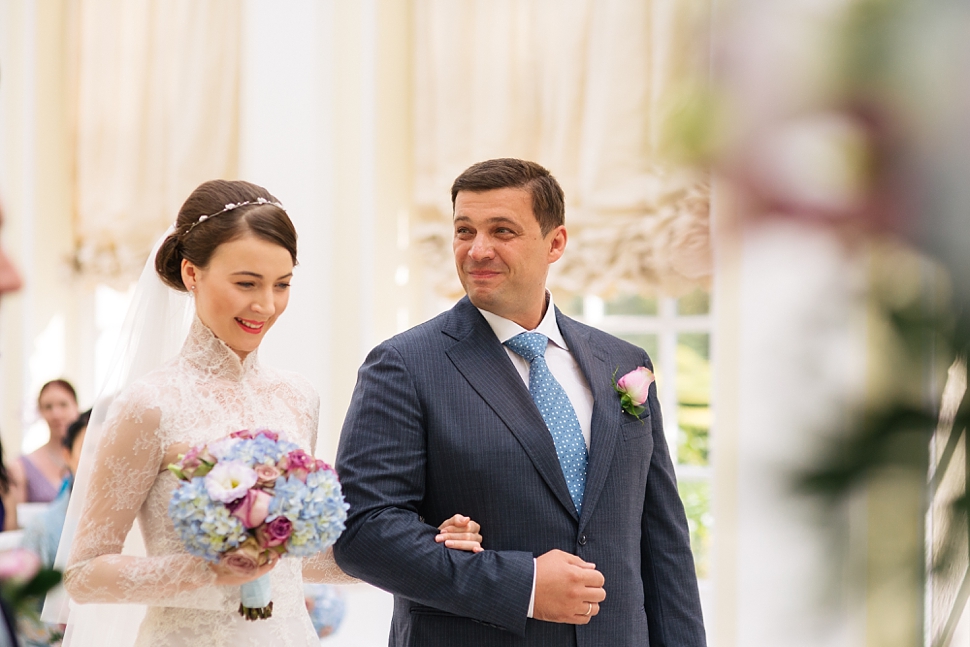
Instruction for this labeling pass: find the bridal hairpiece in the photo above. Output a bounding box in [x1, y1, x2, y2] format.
[180, 197, 286, 234]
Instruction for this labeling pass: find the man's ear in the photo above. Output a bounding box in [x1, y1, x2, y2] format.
[547, 225, 567, 264]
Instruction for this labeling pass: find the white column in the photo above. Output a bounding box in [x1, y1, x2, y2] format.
[717, 217, 867, 647]
[237, 3, 405, 642]
[238, 0, 335, 453]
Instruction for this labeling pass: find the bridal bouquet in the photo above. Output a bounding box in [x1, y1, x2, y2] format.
[167, 429, 348, 620]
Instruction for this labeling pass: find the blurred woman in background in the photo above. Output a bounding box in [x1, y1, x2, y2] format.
[5, 381, 79, 529]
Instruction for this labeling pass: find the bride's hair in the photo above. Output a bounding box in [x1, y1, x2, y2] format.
[155, 179, 298, 292]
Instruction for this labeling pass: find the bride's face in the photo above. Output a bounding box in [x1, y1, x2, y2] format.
[182, 234, 294, 359]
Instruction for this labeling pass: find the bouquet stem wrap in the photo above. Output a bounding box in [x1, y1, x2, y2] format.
[239, 574, 273, 621]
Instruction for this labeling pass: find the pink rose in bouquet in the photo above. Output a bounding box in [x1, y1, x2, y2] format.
[254, 463, 282, 487]
[220, 538, 266, 576]
[168, 444, 215, 480]
[231, 428, 279, 442]
[280, 449, 315, 482]
[230, 489, 272, 529]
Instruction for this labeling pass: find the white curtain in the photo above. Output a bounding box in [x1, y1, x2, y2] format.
[69, 0, 241, 283]
[413, 0, 711, 298]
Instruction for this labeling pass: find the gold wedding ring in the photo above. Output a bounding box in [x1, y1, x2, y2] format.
[585, 602, 592, 616]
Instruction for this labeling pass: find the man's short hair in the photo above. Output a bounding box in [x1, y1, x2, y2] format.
[450, 158, 565, 235]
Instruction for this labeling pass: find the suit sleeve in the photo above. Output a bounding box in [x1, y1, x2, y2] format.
[639, 353, 708, 646]
[333, 342, 534, 635]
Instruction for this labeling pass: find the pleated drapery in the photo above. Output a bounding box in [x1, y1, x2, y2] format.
[412, 0, 712, 299]
[69, 0, 241, 283]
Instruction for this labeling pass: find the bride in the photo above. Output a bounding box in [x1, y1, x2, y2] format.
[55, 180, 482, 646]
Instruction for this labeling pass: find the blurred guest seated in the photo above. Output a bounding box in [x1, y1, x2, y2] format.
[0, 150, 28, 647]
[304, 583, 346, 639]
[5, 381, 79, 529]
[0, 436, 10, 534]
[17, 409, 88, 646]
[21, 409, 89, 568]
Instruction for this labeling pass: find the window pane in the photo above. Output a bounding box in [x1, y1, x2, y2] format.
[605, 294, 658, 316]
[618, 334, 659, 363]
[559, 295, 584, 316]
[677, 288, 710, 315]
[678, 479, 712, 580]
[677, 333, 710, 466]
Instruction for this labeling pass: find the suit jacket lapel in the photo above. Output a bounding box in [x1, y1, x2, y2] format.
[556, 311, 622, 531]
[443, 299, 579, 520]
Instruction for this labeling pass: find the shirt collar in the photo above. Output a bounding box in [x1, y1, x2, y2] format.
[477, 291, 569, 351]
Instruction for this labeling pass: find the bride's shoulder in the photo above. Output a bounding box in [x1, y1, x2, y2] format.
[102, 360, 182, 418]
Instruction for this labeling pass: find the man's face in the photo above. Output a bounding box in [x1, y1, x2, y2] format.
[452, 187, 566, 328]
[0, 205, 24, 309]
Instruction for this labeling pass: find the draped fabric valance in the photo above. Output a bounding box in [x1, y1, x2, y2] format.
[412, 0, 712, 299]
[69, 0, 241, 284]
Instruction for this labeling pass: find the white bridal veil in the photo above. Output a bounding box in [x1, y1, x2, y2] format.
[44, 228, 195, 647]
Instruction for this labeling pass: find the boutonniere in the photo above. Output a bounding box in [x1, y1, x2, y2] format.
[612, 366, 654, 420]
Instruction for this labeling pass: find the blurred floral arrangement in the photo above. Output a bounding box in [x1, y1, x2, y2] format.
[666, 0, 970, 643]
[0, 548, 62, 644]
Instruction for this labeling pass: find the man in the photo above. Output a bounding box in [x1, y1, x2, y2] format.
[334, 159, 706, 646]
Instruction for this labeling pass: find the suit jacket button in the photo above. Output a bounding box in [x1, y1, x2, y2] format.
[578, 534, 587, 546]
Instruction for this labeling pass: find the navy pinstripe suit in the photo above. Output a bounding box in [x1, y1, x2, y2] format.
[334, 297, 706, 646]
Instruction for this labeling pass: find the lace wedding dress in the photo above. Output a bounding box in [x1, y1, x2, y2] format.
[63, 317, 350, 647]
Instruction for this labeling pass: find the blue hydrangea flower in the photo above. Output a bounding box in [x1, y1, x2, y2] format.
[168, 477, 247, 561]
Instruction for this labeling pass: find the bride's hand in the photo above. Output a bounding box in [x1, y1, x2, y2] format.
[435, 514, 483, 553]
[208, 551, 280, 586]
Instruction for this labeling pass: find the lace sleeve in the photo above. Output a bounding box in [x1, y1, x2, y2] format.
[289, 377, 358, 585]
[63, 389, 218, 606]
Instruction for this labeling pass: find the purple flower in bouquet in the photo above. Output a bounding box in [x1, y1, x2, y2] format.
[256, 516, 293, 548]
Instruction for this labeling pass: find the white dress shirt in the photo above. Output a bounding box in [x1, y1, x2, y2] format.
[477, 292, 594, 619]
[477, 293, 594, 448]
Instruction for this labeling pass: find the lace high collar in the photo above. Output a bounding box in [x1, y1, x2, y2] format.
[179, 316, 259, 382]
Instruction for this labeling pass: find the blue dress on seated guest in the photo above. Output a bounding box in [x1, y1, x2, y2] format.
[18, 477, 71, 647]
[21, 477, 71, 569]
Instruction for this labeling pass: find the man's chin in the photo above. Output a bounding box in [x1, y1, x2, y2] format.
[465, 289, 500, 313]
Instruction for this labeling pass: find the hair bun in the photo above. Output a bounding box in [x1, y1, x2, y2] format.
[154, 233, 187, 292]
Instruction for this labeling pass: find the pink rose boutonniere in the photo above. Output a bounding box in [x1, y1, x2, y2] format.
[613, 366, 655, 420]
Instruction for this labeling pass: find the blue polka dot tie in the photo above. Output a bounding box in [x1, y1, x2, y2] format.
[505, 332, 588, 513]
